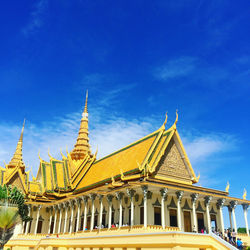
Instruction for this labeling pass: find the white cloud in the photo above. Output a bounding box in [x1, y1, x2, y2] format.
[181, 132, 237, 187]
[182, 133, 235, 164]
[22, 0, 48, 36]
[154, 56, 197, 80]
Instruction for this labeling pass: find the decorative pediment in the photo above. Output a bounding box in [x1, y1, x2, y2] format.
[167, 197, 177, 208]
[154, 136, 195, 185]
[182, 199, 192, 211]
[196, 201, 205, 212]
[152, 198, 161, 207]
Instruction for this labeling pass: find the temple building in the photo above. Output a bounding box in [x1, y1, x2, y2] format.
[2, 93, 250, 250]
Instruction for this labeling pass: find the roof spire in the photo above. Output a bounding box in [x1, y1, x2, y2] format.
[8, 119, 26, 169]
[84, 90, 88, 114]
[71, 91, 91, 160]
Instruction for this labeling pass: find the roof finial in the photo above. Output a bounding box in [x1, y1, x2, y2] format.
[84, 90, 88, 114]
[243, 188, 247, 200]
[174, 109, 178, 125]
[163, 112, 168, 126]
[225, 181, 230, 193]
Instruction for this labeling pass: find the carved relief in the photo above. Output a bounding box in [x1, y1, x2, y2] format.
[156, 139, 191, 181]
[9, 173, 24, 193]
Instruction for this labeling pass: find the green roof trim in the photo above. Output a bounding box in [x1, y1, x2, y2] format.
[42, 163, 47, 188]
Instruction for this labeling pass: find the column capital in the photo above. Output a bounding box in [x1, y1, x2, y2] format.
[176, 191, 184, 201]
[126, 188, 136, 199]
[242, 203, 249, 210]
[229, 200, 238, 209]
[82, 196, 88, 204]
[191, 193, 199, 204]
[89, 193, 97, 201]
[69, 199, 75, 206]
[216, 198, 225, 209]
[53, 204, 59, 210]
[204, 196, 212, 206]
[115, 192, 124, 201]
[76, 198, 82, 205]
[142, 185, 148, 198]
[37, 205, 42, 211]
[98, 194, 104, 202]
[160, 188, 168, 201]
[107, 194, 114, 204]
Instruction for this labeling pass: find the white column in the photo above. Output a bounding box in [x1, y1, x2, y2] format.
[48, 207, 53, 234]
[90, 194, 96, 230]
[53, 206, 58, 234]
[98, 195, 104, 229]
[160, 188, 168, 229]
[127, 189, 136, 227]
[230, 200, 238, 233]
[83, 196, 88, 231]
[176, 191, 184, 231]
[217, 198, 225, 235]
[63, 202, 68, 233]
[142, 185, 148, 228]
[34, 205, 41, 235]
[76, 199, 81, 232]
[191, 193, 198, 233]
[69, 201, 74, 233]
[107, 195, 113, 229]
[25, 205, 31, 235]
[116, 192, 124, 228]
[228, 206, 233, 230]
[242, 204, 249, 236]
[57, 204, 63, 233]
[205, 196, 212, 234]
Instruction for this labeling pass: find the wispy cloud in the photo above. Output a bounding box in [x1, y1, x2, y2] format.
[182, 133, 236, 164]
[181, 131, 238, 186]
[22, 0, 48, 36]
[76, 73, 136, 107]
[154, 56, 197, 80]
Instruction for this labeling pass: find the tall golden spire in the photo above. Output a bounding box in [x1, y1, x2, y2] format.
[8, 119, 26, 169]
[71, 91, 91, 160]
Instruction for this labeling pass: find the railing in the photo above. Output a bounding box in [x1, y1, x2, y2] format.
[210, 232, 238, 250]
[17, 224, 180, 239]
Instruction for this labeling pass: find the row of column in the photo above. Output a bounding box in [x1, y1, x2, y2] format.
[25, 186, 249, 236]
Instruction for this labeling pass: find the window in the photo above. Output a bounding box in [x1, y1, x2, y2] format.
[140, 206, 144, 224]
[169, 209, 177, 227]
[154, 207, 161, 225]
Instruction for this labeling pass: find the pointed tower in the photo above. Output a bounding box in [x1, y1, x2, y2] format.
[8, 119, 26, 172]
[70, 91, 91, 160]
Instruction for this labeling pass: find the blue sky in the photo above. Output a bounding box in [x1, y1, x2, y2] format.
[0, 0, 249, 227]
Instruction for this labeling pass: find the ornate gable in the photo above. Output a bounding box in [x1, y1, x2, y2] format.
[154, 133, 196, 185]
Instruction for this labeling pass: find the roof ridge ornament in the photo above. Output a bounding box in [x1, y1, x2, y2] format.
[174, 109, 178, 126]
[225, 181, 230, 193]
[243, 188, 247, 200]
[162, 112, 168, 128]
[60, 149, 67, 160]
